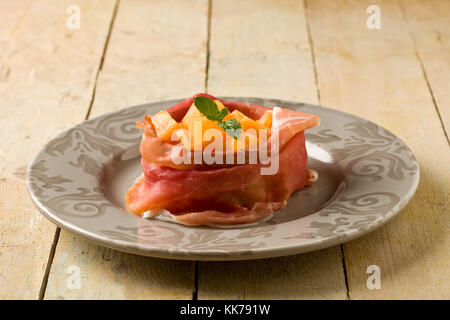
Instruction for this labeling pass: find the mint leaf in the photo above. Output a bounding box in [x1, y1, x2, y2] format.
[218, 119, 242, 140]
[193, 96, 226, 122]
[219, 107, 229, 119]
[192, 96, 241, 139]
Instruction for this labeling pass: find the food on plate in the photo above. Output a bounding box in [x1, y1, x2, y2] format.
[126, 93, 320, 226]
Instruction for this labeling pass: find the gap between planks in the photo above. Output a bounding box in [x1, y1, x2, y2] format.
[398, 0, 449, 147]
[193, 261, 199, 300]
[193, 0, 213, 300]
[38, 0, 352, 299]
[37, 0, 121, 300]
[303, 0, 350, 300]
[303, 0, 321, 105]
[38, 228, 60, 299]
[85, 0, 121, 120]
[195, 0, 350, 300]
[204, 0, 212, 93]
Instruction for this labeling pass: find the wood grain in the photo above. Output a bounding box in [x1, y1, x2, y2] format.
[0, 0, 32, 58]
[2, 0, 448, 300]
[400, 0, 450, 138]
[44, 0, 209, 299]
[199, 249, 347, 300]
[198, 0, 348, 300]
[207, 0, 318, 104]
[45, 235, 194, 299]
[306, 0, 449, 299]
[89, 0, 209, 117]
[0, 0, 117, 299]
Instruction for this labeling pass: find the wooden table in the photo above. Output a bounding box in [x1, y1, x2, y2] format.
[0, 0, 448, 300]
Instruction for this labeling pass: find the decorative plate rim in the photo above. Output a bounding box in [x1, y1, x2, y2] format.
[26, 97, 420, 261]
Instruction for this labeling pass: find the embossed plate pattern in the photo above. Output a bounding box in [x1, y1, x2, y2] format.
[26, 98, 419, 260]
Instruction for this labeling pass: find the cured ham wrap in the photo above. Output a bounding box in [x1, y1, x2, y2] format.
[126, 94, 320, 226]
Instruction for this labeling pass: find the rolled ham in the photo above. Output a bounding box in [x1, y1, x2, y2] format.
[126, 94, 320, 226]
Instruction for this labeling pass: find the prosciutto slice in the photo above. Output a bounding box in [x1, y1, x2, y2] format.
[126, 94, 320, 226]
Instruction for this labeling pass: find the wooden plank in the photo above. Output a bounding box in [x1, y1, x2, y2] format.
[45, 236, 194, 299]
[45, 0, 209, 299]
[400, 0, 450, 138]
[89, 0, 209, 117]
[306, 0, 450, 299]
[0, 0, 117, 299]
[0, 0, 32, 58]
[199, 249, 347, 299]
[207, 0, 318, 104]
[198, 0, 348, 300]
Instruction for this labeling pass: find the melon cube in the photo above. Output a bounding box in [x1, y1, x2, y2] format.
[151, 111, 180, 141]
[181, 101, 226, 127]
[214, 99, 226, 110]
[173, 128, 192, 149]
[227, 110, 266, 132]
[181, 101, 227, 150]
[258, 111, 273, 128]
[236, 130, 259, 150]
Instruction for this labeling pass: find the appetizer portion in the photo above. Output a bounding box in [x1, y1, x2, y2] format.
[126, 93, 320, 226]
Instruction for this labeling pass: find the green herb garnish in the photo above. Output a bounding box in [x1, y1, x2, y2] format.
[218, 119, 242, 140]
[192, 96, 242, 139]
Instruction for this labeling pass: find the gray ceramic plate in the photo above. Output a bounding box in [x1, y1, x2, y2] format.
[26, 98, 419, 261]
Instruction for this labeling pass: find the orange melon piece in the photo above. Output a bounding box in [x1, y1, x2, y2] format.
[214, 99, 226, 110]
[236, 130, 258, 150]
[173, 128, 192, 149]
[227, 110, 266, 132]
[181, 101, 227, 150]
[151, 111, 180, 141]
[181, 101, 226, 127]
[181, 103, 204, 127]
[226, 110, 269, 144]
[187, 119, 227, 150]
[224, 130, 258, 151]
[174, 127, 222, 152]
[258, 111, 272, 128]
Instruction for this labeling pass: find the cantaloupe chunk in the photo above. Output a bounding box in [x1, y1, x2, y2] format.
[181, 103, 204, 127]
[173, 128, 191, 149]
[151, 111, 180, 141]
[223, 129, 259, 151]
[214, 99, 226, 110]
[181, 101, 226, 127]
[258, 111, 272, 128]
[177, 101, 271, 151]
[181, 101, 227, 150]
[236, 130, 259, 150]
[226, 110, 266, 132]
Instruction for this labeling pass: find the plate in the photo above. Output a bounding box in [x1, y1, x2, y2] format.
[26, 98, 419, 261]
